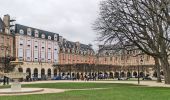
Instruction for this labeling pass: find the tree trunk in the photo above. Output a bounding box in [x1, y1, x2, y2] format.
[154, 57, 162, 83]
[160, 57, 170, 84]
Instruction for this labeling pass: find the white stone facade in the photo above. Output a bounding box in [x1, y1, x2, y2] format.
[15, 33, 59, 79]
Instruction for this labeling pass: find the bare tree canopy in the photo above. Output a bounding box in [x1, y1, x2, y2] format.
[94, 0, 170, 84]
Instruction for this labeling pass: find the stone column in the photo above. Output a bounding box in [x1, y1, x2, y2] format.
[51, 68, 54, 78]
[31, 68, 34, 79]
[38, 68, 41, 79]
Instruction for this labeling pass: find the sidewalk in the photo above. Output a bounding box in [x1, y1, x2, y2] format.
[1, 80, 170, 87]
[20, 80, 170, 87]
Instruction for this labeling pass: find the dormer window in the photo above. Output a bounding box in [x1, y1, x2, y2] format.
[27, 28, 31, 36]
[54, 34, 58, 41]
[41, 34, 45, 39]
[34, 30, 39, 37]
[19, 29, 24, 34]
[48, 36, 51, 40]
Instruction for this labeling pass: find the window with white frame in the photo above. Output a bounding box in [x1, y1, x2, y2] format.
[26, 49, 31, 61]
[41, 34, 45, 38]
[48, 36, 51, 40]
[19, 29, 24, 34]
[34, 30, 39, 37]
[18, 48, 23, 61]
[27, 28, 32, 36]
[54, 34, 58, 41]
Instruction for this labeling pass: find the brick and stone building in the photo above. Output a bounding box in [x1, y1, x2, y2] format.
[0, 14, 161, 80]
[14, 24, 59, 79]
[0, 15, 14, 71]
[96, 45, 160, 78]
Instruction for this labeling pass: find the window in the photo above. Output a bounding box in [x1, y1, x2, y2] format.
[34, 51, 38, 61]
[27, 40, 31, 45]
[110, 57, 112, 61]
[41, 58, 45, 60]
[34, 30, 39, 37]
[105, 58, 107, 61]
[27, 57, 30, 60]
[147, 56, 150, 61]
[41, 34, 45, 38]
[115, 57, 117, 61]
[27, 28, 31, 36]
[19, 29, 24, 34]
[54, 34, 58, 41]
[18, 48, 23, 58]
[19, 57, 23, 61]
[48, 36, 51, 40]
[41, 52, 45, 62]
[26, 49, 31, 61]
[0, 36, 4, 44]
[48, 52, 51, 60]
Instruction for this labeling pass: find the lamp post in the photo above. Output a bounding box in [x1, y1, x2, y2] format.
[138, 55, 143, 84]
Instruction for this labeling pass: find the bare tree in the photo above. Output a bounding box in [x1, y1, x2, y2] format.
[94, 0, 170, 83]
[0, 56, 16, 73]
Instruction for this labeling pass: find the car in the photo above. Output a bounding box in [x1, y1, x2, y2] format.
[118, 77, 129, 80]
[0, 78, 3, 82]
[52, 76, 62, 80]
[142, 77, 152, 80]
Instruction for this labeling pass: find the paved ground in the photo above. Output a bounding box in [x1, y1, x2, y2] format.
[0, 80, 170, 96]
[0, 88, 66, 96]
[21, 80, 170, 87]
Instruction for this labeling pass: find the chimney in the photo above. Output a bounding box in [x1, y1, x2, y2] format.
[3, 14, 10, 27]
[59, 36, 63, 42]
[63, 38, 66, 43]
[3, 14, 10, 34]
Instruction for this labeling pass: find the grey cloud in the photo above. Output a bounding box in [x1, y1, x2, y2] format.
[0, 0, 101, 49]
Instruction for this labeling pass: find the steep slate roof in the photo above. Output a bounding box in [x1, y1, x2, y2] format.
[80, 44, 92, 50]
[0, 18, 5, 31]
[15, 24, 59, 41]
[15, 24, 94, 53]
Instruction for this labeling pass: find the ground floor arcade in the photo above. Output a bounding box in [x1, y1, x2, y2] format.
[13, 62, 163, 80]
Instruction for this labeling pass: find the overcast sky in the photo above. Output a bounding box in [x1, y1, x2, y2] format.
[0, 0, 101, 50]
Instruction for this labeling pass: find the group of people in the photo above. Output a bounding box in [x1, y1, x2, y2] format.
[71, 73, 110, 81]
[1, 76, 9, 85]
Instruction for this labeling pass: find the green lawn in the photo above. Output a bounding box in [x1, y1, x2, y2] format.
[0, 83, 170, 100]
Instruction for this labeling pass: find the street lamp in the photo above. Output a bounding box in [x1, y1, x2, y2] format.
[138, 55, 143, 84]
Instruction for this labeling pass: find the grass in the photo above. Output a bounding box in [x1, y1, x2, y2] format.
[0, 83, 170, 100]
